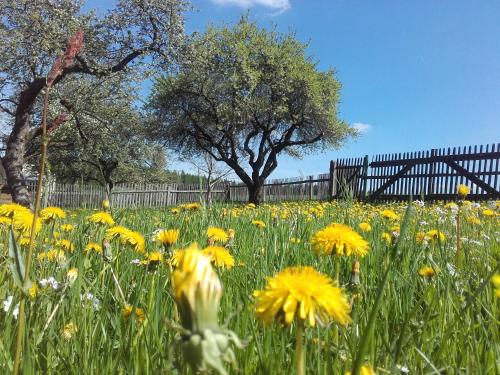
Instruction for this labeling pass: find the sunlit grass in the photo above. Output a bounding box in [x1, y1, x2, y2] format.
[0, 199, 498, 373]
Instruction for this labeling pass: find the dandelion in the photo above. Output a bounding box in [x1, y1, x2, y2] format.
[482, 208, 495, 217]
[0, 203, 30, 218]
[56, 239, 74, 252]
[40, 206, 66, 222]
[254, 266, 350, 375]
[171, 245, 242, 374]
[426, 229, 445, 243]
[254, 266, 351, 327]
[418, 266, 437, 277]
[60, 224, 75, 232]
[345, 364, 376, 375]
[381, 232, 393, 245]
[66, 268, 78, 284]
[102, 199, 110, 210]
[84, 242, 102, 254]
[87, 211, 115, 226]
[122, 304, 145, 324]
[251, 220, 266, 228]
[62, 322, 78, 340]
[457, 184, 470, 199]
[381, 209, 399, 221]
[28, 284, 39, 299]
[19, 237, 31, 246]
[207, 227, 228, 244]
[311, 223, 369, 257]
[170, 207, 180, 215]
[492, 274, 500, 298]
[153, 229, 180, 246]
[12, 210, 42, 235]
[105, 226, 145, 254]
[202, 246, 235, 269]
[358, 222, 372, 232]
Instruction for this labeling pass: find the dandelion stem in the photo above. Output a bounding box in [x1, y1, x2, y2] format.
[295, 321, 305, 375]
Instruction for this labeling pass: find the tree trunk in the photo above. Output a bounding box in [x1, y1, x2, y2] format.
[247, 183, 263, 205]
[2, 79, 45, 208]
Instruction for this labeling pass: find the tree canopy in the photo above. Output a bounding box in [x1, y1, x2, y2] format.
[0, 0, 189, 206]
[149, 17, 354, 204]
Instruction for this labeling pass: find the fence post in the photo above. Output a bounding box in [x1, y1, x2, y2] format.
[226, 183, 232, 203]
[328, 161, 336, 201]
[427, 148, 437, 196]
[361, 155, 369, 199]
[309, 175, 314, 200]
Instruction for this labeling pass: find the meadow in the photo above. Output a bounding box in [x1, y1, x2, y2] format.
[0, 198, 499, 374]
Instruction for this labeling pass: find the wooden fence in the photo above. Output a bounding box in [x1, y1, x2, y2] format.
[27, 181, 228, 209]
[229, 143, 500, 202]
[23, 143, 499, 207]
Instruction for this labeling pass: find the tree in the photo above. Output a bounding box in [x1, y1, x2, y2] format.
[181, 153, 232, 206]
[0, 0, 188, 206]
[31, 77, 170, 196]
[149, 17, 354, 204]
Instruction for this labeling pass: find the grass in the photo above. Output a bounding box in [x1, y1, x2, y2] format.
[0, 199, 499, 374]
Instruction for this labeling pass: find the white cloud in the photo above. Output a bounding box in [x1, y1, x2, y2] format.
[210, 0, 291, 12]
[352, 122, 373, 134]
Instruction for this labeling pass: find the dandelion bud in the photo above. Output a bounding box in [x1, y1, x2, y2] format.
[62, 322, 77, 340]
[457, 184, 470, 199]
[171, 245, 243, 374]
[102, 199, 110, 210]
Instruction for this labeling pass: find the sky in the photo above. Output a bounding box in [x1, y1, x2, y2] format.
[86, 0, 500, 179]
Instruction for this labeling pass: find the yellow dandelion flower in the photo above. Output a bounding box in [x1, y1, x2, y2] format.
[202, 246, 235, 269]
[426, 229, 445, 243]
[12, 210, 42, 235]
[381, 209, 399, 221]
[170, 207, 180, 215]
[251, 220, 266, 228]
[345, 364, 376, 375]
[28, 284, 39, 299]
[0, 203, 30, 218]
[207, 227, 228, 244]
[66, 268, 78, 284]
[358, 222, 372, 232]
[154, 229, 180, 246]
[492, 274, 500, 288]
[60, 224, 75, 232]
[19, 237, 31, 246]
[253, 266, 351, 327]
[457, 184, 470, 199]
[466, 216, 481, 225]
[87, 212, 115, 226]
[105, 226, 145, 254]
[148, 251, 164, 263]
[62, 322, 78, 340]
[381, 232, 393, 245]
[246, 203, 256, 209]
[122, 304, 145, 324]
[482, 208, 495, 217]
[419, 266, 437, 277]
[56, 239, 74, 252]
[84, 242, 102, 254]
[416, 232, 427, 244]
[311, 223, 369, 257]
[40, 206, 66, 222]
[0, 216, 11, 227]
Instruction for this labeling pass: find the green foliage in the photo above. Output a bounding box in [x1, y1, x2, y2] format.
[149, 17, 354, 191]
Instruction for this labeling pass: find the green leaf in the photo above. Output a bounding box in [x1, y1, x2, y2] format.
[8, 228, 30, 293]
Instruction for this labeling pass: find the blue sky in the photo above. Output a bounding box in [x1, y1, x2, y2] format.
[87, 0, 500, 179]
